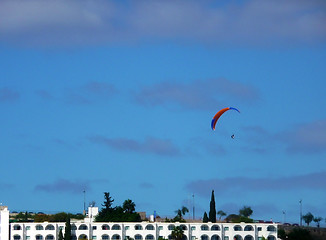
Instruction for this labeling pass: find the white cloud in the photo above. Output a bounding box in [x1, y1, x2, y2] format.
[0, 0, 325, 47]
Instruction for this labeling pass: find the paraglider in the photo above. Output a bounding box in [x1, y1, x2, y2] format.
[211, 107, 240, 130]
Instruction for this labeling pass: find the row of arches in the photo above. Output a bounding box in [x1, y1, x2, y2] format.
[12, 224, 276, 233]
[13, 234, 276, 240]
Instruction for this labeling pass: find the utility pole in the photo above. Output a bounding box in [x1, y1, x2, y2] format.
[192, 194, 195, 220]
[83, 190, 86, 215]
[299, 199, 302, 226]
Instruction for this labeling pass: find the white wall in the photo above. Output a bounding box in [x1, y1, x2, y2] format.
[0, 206, 10, 240]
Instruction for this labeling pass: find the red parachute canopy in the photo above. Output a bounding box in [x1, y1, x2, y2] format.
[211, 107, 240, 130]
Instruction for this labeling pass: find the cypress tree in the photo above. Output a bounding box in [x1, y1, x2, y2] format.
[64, 216, 71, 240]
[209, 190, 216, 223]
[203, 212, 209, 223]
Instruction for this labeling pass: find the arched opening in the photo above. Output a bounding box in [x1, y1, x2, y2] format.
[45, 235, 54, 240]
[79, 225, 88, 230]
[102, 224, 110, 230]
[211, 225, 220, 231]
[135, 225, 143, 230]
[200, 225, 209, 231]
[14, 225, 22, 230]
[244, 235, 254, 240]
[146, 224, 154, 230]
[244, 225, 253, 231]
[112, 235, 121, 240]
[14, 235, 21, 240]
[112, 225, 121, 230]
[134, 234, 142, 240]
[45, 225, 55, 230]
[211, 235, 221, 240]
[102, 235, 109, 240]
[78, 234, 88, 240]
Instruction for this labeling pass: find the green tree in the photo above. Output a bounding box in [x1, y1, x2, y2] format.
[302, 212, 314, 226]
[171, 226, 184, 240]
[102, 192, 114, 210]
[123, 199, 136, 214]
[173, 206, 189, 222]
[58, 229, 64, 240]
[203, 212, 208, 223]
[96, 192, 141, 222]
[217, 210, 226, 221]
[313, 216, 323, 227]
[64, 216, 71, 240]
[239, 206, 253, 218]
[209, 190, 216, 223]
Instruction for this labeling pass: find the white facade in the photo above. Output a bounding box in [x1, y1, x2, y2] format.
[2, 207, 278, 240]
[0, 206, 10, 240]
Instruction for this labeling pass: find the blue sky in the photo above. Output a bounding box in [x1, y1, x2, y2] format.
[1, 0, 326, 225]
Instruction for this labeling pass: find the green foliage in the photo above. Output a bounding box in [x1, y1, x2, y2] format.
[173, 206, 189, 222]
[171, 226, 184, 240]
[225, 214, 253, 223]
[64, 216, 71, 240]
[34, 214, 50, 222]
[96, 192, 141, 222]
[287, 228, 313, 240]
[203, 212, 208, 223]
[313, 216, 323, 227]
[278, 228, 286, 240]
[217, 210, 226, 221]
[239, 206, 253, 218]
[302, 212, 314, 226]
[14, 212, 32, 222]
[209, 190, 216, 223]
[58, 229, 64, 240]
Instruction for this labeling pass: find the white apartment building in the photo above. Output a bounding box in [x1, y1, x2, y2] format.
[1, 207, 278, 240]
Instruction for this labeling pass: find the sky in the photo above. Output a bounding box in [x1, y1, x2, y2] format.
[1, 0, 326, 226]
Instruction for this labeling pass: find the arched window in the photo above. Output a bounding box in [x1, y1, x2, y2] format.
[45, 235, 54, 240]
[211, 225, 220, 231]
[14, 235, 21, 240]
[78, 234, 88, 240]
[135, 225, 143, 230]
[112, 225, 121, 230]
[180, 225, 187, 231]
[71, 225, 77, 231]
[267, 226, 276, 232]
[102, 235, 109, 240]
[134, 235, 142, 240]
[168, 225, 175, 230]
[211, 235, 220, 240]
[36, 225, 44, 231]
[234, 225, 242, 231]
[102, 224, 110, 230]
[267, 236, 276, 240]
[201, 235, 209, 240]
[145, 224, 154, 230]
[244, 225, 253, 231]
[145, 235, 154, 240]
[79, 225, 88, 230]
[45, 225, 55, 230]
[71, 235, 77, 240]
[36, 235, 43, 240]
[200, 225, 209, 231]
[112, 235, 120, 240]
[233, 235, 243, 240]
[244, 235, 253, 240]
[14, 225, 22, 230]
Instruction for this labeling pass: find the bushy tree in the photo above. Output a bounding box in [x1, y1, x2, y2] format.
[313, 216, 323, 227]
[96, 192, 141, 222]
[302, 212, 314, 226]
[209, 190, 216, 223]
[239, 206, 253, 218]
[217, 210, 226, 221]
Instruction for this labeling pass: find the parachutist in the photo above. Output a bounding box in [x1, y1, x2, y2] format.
[231, 134, 235, 139]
